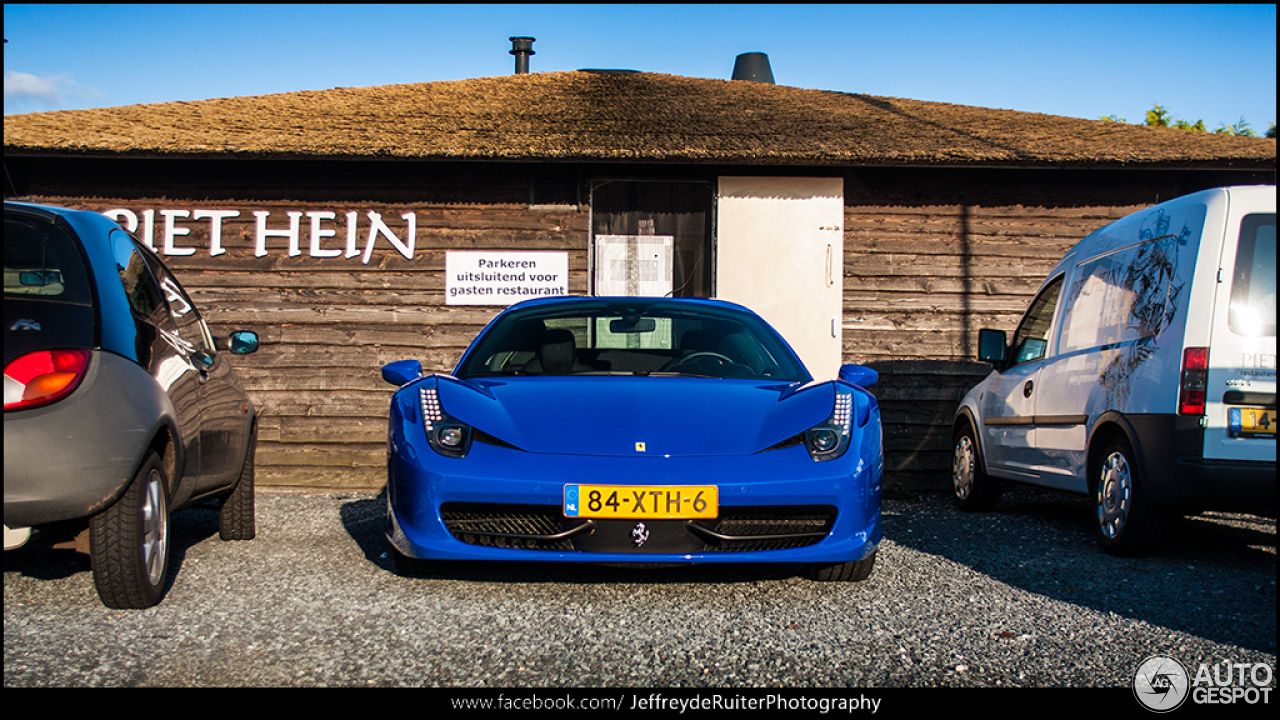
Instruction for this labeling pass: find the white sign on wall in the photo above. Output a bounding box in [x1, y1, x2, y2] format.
[446, 251, 569, 305]
[594, 235, 673, 297]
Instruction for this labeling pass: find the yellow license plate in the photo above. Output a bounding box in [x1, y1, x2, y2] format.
[1230, 408, 1276, 438]
[564, 484, 718, 519]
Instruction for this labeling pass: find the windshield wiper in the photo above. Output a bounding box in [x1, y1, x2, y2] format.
[466, 369, 526, 377]
[637, 370, 719, 378]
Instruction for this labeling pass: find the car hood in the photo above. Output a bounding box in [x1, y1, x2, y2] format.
[436, 375, 835, 457]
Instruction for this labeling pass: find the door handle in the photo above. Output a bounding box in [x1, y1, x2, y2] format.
[1023, 380, 1034, 398]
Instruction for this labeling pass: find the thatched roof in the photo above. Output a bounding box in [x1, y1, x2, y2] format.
[4, 71, 1275, 168]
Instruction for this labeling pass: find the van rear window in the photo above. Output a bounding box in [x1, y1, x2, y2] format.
[1229, 213, 1276, 337]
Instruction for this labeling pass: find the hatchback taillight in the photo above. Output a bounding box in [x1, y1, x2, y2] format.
[1178, 347, 1209, 416]
[3, 349, 92, 411]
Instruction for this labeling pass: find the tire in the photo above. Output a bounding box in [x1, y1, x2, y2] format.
[219, 427, 257, 541]
[806, 549, 876, 582]
[89, 451, 171, 609]
[952, 423, 1000, 511]
[1093, 437, 1164, 557]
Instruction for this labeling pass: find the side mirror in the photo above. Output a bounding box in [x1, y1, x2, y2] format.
[193, 349, 216, 370]
[382, 359, 424, 386]
[838, 364, 878, 388]
[228, 330, 259, 355]
[977, 328, 1007, 366]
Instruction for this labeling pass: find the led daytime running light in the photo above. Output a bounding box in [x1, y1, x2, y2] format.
[420, 387, 444, 426]
[833, 393, 853, 435]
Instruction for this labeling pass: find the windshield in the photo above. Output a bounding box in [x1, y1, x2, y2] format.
[456, 300, 809, 382]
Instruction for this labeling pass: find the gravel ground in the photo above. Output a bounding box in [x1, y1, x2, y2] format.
[4, 488, 1275, 688]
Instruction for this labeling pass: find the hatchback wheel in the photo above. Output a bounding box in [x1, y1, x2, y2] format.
[219, 427, 257, 541]
[90, 451, 171, 608]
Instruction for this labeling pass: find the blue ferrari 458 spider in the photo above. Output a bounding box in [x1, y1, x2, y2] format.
[381, 297, 882, 581]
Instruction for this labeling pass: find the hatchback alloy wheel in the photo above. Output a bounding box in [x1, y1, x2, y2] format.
[139, 467, 170, 587]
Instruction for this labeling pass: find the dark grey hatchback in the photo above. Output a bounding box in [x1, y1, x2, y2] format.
[4, 201, 260, 608]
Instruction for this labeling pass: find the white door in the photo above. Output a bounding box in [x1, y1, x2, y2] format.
[1204, 198, 1276, 461]
[979, 275, 1064, 481]
[715, 177, 844, 380]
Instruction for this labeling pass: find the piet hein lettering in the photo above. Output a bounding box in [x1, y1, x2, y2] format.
[104, 207, 418, 265]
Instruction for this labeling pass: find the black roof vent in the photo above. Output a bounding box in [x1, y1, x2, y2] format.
[510, 37, 535, 74]
[731, 52, 775, 84]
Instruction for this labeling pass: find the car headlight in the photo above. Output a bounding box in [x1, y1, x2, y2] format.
[420, 384, 473, 458]
[805, 389, 855, 462]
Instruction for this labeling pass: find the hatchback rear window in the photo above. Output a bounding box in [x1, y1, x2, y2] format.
[3, 212, 92, 306]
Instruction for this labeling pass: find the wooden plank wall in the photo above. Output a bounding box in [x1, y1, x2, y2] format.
[36, 197, 588, 491]
[229, 202, 589, 491]
[841, 204, 1139, 489]
[33, 195, 1139, 492]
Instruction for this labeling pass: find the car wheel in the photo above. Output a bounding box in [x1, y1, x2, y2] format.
[89, 451, 171, 609]
[1093, 436, 1163, 557]
[953, 423, 999, 511]
[219, 427, 257, 541]
[806, 549, 876, 582]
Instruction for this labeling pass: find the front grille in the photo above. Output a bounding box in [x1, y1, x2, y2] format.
[691, 506, 836, 552]
[440, 504, 589, 551]
[440, 502, 836, 554]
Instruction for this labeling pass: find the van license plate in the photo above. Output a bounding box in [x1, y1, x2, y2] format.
[1229, 408, 1275, 438]
[564, 485, 718, 519]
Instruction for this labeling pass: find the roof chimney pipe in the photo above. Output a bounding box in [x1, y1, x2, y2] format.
[731, 52, 774, 84]
[510, 37, 535, 74]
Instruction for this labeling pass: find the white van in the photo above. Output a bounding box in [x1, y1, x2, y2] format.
[952, 185, 1275, 556]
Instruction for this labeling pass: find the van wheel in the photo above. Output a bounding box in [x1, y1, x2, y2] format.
[953, 424, 999, 511]
[1093, 437, 1163, 556]
[89, 451, 171, 608]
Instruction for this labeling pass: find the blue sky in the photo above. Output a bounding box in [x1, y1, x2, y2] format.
[4, 4, 1276, 133]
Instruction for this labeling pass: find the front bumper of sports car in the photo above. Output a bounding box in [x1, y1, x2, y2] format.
[385, 435, 882, 567]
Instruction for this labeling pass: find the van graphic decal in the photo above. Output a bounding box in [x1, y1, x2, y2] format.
[1091, 209, 1196, 410]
